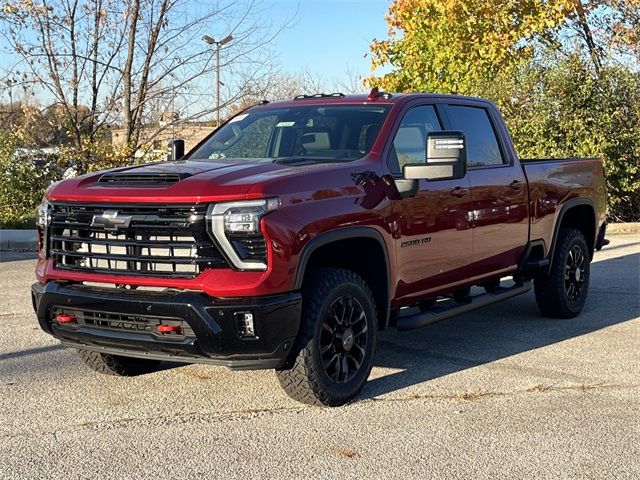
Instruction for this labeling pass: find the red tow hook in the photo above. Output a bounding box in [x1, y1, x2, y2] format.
[55, 313, 76, 324]
[157, 324, 182, 334]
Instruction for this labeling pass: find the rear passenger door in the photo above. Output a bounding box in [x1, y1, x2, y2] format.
[442, 103, 529, 276]
[388, 103, 473, 301]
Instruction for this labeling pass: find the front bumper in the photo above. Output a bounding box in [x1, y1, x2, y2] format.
[31, 282, 301, 370]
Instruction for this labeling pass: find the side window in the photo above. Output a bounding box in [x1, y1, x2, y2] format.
[389, 105, 442, 174]
[444, 105, 504, 167]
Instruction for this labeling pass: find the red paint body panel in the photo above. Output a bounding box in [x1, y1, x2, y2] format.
[523, 158, 607, 256]
[37, 93, 607, 311]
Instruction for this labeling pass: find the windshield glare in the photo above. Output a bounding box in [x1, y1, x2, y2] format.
[189, 105, 391, 162]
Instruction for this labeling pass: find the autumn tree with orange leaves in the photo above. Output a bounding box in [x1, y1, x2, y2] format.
[368, 0, 640, 221]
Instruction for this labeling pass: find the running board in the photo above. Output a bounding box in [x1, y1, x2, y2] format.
[395, 281, 532, 331]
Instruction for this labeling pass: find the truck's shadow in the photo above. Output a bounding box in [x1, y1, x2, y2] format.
[362, 251, 639, 399]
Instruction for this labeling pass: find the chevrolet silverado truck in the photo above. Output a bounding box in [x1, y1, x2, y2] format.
[32, 91, 608, 406]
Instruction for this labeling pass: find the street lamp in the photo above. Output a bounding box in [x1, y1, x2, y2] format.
[203, 33, 233, 127]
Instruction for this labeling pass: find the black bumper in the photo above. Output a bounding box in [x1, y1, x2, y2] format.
[31, 282, 301, 370]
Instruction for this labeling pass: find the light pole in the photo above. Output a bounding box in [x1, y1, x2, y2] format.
[202, 34, 233, 127]
[5, 78, 16, 126]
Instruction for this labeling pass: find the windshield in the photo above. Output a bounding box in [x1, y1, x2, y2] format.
[189, 105, 391, 162]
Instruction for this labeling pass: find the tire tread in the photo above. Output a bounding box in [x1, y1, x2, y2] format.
[77, 349, 160, 376]
[534, 228, 590, 319]
[277, 268, 376, 406]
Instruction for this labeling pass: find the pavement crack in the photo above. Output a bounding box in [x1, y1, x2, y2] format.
[366, 382, 638, 405]
[3, 383, 637, 440]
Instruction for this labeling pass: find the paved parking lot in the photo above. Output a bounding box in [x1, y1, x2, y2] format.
[1, 234, 638, 479]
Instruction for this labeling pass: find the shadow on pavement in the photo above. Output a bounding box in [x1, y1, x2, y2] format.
[0, 344, 64, 361]
[3, 249, 637, 401]
[363, 251, 639, 398]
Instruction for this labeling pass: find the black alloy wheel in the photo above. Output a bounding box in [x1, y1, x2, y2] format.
[276, 268, 377, 406]
[564, 244, 586, 301]
[319, 295, 369, 384]
[534, 228, 590, 318]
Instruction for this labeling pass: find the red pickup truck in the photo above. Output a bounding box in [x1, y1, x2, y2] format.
[32, 91, 608, 406]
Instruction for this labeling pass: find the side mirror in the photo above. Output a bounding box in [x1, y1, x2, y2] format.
[403, 131, 466, 181]
[167, 139, 185, 162]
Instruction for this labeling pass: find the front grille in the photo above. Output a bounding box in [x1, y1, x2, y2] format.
[98, 172, 188, 186]
[51, 307, 194, 337]
[49, 203, 227, 277]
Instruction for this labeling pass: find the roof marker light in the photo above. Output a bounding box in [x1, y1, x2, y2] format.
[368, 87, 392, 101]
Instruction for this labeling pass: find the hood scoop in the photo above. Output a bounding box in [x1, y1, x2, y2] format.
[98, 172, 191, 186]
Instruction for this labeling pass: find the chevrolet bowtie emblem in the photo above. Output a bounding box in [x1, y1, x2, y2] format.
[91, 210, 132, 232]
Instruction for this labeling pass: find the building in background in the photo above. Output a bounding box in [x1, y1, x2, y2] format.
[111, 114, 214, 159]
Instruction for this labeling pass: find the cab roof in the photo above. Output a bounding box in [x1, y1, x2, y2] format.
[249, 89, 492, 110]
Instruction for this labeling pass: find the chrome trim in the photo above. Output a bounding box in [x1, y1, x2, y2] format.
[206, 200, 274, 271]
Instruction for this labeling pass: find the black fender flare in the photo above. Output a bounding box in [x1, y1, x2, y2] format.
[547, 198, 597, 270]
[293, 227, 392, 327]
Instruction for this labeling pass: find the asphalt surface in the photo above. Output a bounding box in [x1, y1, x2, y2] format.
[1, 235, 638, 479]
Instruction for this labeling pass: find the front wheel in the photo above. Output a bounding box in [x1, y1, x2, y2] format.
[534, 228, 591, 318]
[276, 268, 377, 406]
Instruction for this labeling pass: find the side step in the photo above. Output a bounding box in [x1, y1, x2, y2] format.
[395, 281, 532, 331]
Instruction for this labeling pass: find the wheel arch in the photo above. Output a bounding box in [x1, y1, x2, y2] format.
[549, 198, 597, 268]
[294, 227, 391, 330]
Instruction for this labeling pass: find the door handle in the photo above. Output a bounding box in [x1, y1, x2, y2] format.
[450, 186, 469, 198]
[509, 180, 522, 191]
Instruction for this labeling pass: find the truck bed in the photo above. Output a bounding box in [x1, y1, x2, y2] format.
[521, 157, 607, 256]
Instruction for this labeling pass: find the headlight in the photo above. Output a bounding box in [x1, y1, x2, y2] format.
[36, 197, 51, 258]
[218, 198, 279, 233]
[207, 198, 278, 270]
[36, 198, 51, 228]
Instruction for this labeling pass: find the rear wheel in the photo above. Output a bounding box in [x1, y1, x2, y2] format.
[77, 350, 161, 376]
[534, 228, 590, 318]
[276, 268, 377, 406]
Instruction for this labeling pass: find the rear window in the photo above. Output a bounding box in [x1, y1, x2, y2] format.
[444, 105, 504, 167]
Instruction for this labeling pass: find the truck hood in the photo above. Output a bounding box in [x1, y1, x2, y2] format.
[46, 159, 317, 203]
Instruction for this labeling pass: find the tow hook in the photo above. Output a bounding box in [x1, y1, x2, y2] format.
[55, 313, 76, 324]
[157, 324, 182, 335]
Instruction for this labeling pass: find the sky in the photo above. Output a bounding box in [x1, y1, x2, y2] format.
[267, 0, 392, 88]
[0, 0, 394, 105]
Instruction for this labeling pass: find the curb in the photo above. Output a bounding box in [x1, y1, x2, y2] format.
[0, 230, 38, 251]
[607, 223, 640, 235]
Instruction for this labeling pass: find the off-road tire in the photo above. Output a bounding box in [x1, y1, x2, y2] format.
[534, 228, 590, 318]
[77, 350, 161, 376]
[276, 268, 377, 406]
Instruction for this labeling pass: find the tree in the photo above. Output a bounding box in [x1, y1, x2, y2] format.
[568, 0, 640, 64]
[487, 54, 639, 221]
[367, 0, 578, 94]
[0, 101, 87, 146]
[368, 1, 639, 221]
[225, 67, 366, 118]
[1, 0, 289, 151]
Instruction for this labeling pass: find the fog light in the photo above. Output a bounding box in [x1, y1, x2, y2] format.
[234, 311, 256, 338]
